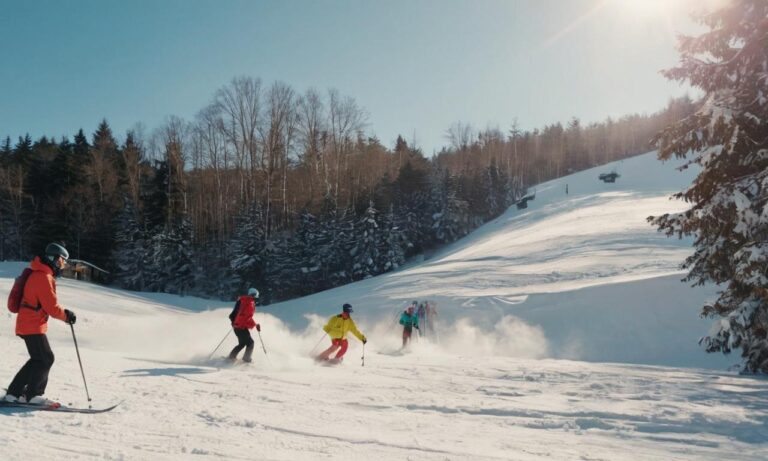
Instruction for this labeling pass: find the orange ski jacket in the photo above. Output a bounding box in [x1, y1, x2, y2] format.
[15, 257, 67, 335]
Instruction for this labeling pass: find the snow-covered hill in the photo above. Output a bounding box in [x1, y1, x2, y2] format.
[1, 151, 766, 460]
[273, 151, 730, 368]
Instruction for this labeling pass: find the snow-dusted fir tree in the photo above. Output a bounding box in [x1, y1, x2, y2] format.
[293, 210, 327, 293]
[430, 169, 470, 244]
[143, 217, 195, 295]
[229, 202, 266, 291]
[380, 204, 408, 271]
[649, 0, 768, 373]
[350, 202, 381, 280]
[317, 203, 355, 287]
[483, 159, 508, 218]
[112, 197, 146, 290]
[263, 232, 300, 302]
[165, 217, 195, 295]
[390, 161, 431, 254]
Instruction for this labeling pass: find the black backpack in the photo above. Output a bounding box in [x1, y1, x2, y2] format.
[228, 299, 241, 323]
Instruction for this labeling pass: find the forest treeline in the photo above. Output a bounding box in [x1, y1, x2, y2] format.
[0, 78, 695, 302]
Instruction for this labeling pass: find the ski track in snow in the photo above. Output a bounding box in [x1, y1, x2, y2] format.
[1, 152, 767, 460]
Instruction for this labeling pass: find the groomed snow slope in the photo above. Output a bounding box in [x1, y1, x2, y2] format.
[271, 151, 731, 368]
[1, 151, 765, 460]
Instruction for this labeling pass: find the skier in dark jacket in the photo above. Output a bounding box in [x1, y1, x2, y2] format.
[2, 243, 76, 408]
[399, 302, 419, 348]
[416, 302, 426, 335]
[228, 287, 261, 362]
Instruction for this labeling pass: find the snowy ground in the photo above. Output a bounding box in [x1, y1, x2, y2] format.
[1, 151, 766, 460]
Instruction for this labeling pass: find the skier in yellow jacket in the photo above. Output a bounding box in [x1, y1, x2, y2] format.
[316, 303, 367, 362]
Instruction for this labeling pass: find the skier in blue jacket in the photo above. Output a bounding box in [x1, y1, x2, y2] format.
[399, 303, 419, 348]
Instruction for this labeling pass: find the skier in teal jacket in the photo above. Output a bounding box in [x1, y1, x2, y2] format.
[399, 303, 419, 348]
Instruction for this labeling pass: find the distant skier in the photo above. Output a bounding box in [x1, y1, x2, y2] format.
[2, 243, 77, 408]
[425, 301, 438, 336]
[316, 303, 367, 363]
[400, 303, 420, 348]
[416, 301, 426, 335]
[228, 287, 261, 363]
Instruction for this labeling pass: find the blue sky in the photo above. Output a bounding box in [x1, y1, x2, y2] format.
[0, 0, 717, 154]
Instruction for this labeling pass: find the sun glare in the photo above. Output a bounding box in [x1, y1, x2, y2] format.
[540, 0, 729, 51]
[613, 0, 730, 18]
[623, 0, 670, 13]
[612, 0, 674, 19]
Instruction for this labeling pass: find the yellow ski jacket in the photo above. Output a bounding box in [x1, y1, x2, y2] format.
[323, 314, 366, 342]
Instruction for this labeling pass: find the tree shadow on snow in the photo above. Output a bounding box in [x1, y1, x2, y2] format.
[120, 367, 217, 378]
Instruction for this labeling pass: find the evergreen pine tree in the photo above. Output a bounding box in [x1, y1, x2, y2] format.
[392, 161, 431, 255]
[483, 159, 507, 218]
[0, 138, 19, 259]
[0, 136, 11, 167]
[294, 210, 325, 293]
[649, 0, 768, 373]
[263, 231, 302, 302]
[24, 136, 60, 254]
[350, 202, 381, 280]
[112, 197, 147, 290]
[143, 159, 170, 230]
[379, 204, 408, 272]
[166, 216, 195, 295]
[430, 169, 469, 244]
[14, 134, 32, 168]
[229, 202, 266, 291]
[143, 216, 195, 295]
[72, 129, 90, 184]
[318, 203, 355, 286]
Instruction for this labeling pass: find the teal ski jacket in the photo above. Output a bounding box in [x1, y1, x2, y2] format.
[399, 311, 419, 328]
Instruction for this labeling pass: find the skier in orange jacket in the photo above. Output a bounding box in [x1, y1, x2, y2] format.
[2, 243, 76, 407]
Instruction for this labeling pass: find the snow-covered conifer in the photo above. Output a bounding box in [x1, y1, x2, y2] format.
[380, 204, 408, 271]
[350, 202, 381, 280]
[229, 202, 266, 291]
[430, 170, 470, 244]
[650, 0, 768, 373]
[112, 197, 146, 290]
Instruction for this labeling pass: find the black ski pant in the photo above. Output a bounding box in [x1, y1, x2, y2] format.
[229, 328, 254, 361]
[7, 334, 55, 399]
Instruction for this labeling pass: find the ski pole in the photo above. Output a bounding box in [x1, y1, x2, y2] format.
[361, 342, 365, 367]
[309, 333, 328, 356]
[208, 328, 232, 360]
[256, 330, 274, 366]
[257, 330, 267, 355]
[70, 323, 92, 406]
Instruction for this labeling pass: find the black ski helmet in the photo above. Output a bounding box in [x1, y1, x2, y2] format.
[342, 303, 353, 313]
[45, 242, 69, 264]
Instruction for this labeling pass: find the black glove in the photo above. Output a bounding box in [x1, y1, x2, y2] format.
[64, 309, 76, 325]
[256, 324, 261, 332]
[362, 337, 367, 345]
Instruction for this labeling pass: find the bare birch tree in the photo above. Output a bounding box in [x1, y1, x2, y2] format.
[259, 81, 296, 235]
[296, 88, 326, 208]
[213, 77, 262, 203]
[327, 88, 366, 206]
